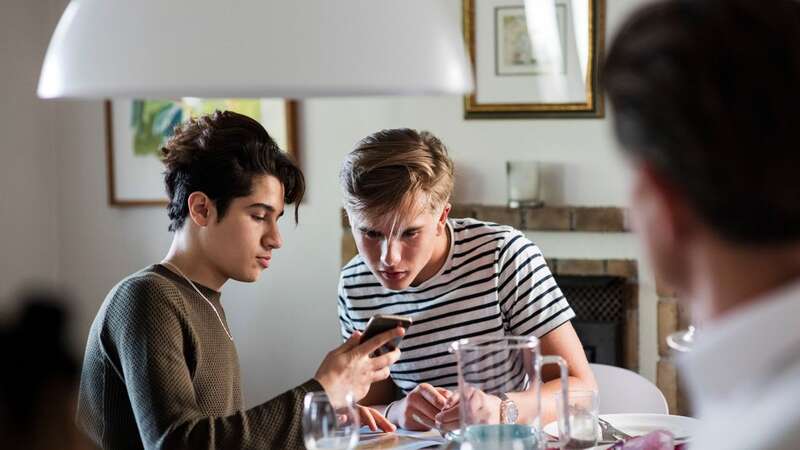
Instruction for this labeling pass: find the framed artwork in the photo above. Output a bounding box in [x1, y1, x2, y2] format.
[463, 0, 605, 118]
[105, 98, 298, 206]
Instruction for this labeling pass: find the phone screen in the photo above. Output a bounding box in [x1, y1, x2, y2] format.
[360, 315, 412, 356]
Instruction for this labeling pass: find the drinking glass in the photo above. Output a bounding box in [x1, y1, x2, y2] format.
[554, 390, 599, 449]
[506, 160, 543, 208]
[302, 391, 359, 450]
[450, 336, 571, 450]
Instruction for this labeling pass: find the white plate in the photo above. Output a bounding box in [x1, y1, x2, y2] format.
[544, 413, 699, 445]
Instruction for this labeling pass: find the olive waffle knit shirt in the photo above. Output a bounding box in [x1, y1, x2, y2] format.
[76, 264, 321, 449]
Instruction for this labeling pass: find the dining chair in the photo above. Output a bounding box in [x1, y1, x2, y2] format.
[589, 363, 669, 414]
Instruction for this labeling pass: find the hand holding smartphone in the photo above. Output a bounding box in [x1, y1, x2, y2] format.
[360, 314, 412, 356]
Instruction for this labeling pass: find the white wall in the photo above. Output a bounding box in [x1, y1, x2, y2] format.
[6, 0, 656, 407]
[0, 0, 60, 319]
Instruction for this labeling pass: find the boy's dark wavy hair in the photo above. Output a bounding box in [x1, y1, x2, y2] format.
[161, 110, 304, 231]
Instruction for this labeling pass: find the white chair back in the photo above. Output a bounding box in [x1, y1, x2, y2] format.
[589, 363, 669, 414]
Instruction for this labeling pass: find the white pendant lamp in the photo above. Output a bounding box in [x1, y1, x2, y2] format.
[37, 0, 473, 99]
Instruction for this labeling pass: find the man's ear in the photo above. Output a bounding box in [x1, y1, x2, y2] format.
[437, 202, 451, 235]
[187, 192, 214, 227]
[439, 202, 451, 224]
[344, 209, 355, 229]
[631, 162, 699, 297]
[635, 164, 695, 243]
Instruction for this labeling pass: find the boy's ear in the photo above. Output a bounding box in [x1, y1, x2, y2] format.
[344, 209, 354, 229]
[187, 191, 213, 227]
[439, 203, 451, 225]
[436, 203, 451, 236]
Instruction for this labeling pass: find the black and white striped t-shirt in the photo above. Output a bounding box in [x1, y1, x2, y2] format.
[337, 218, 575, 394]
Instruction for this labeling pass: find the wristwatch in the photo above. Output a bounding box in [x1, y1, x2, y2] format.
[499, 393, 518, 424]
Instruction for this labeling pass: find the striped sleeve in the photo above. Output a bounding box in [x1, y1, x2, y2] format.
[496, 231, 575, 338]
[337, 281, 356, 342]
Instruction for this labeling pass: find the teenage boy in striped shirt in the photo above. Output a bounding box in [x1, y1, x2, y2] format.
[337, 128, 596, 431]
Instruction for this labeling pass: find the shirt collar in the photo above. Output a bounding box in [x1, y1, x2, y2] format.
[680, 277, 800, 415]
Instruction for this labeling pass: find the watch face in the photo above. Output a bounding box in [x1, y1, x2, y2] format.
[502, 400, 519, 424]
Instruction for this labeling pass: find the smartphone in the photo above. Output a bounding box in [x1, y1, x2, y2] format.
[359, 314, 413, 356]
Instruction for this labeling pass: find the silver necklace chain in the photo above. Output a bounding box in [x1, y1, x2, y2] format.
[160, 261, 234, 341]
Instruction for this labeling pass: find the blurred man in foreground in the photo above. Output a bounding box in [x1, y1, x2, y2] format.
[605, 1, 800, 448]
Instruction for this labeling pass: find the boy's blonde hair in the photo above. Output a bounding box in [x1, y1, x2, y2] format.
[340, 128, 454, 224]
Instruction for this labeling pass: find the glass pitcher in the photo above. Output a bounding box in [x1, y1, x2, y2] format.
[450, 335, 571, 450]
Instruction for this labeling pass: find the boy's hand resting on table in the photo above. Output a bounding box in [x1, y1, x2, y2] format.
[387, 383, 453, 431]
[434, 387, 501, 432]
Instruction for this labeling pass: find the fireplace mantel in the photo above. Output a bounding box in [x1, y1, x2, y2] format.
[342, 204, 630, 233]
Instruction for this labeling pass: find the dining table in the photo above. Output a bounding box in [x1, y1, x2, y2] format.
[353, 414, 698, 450]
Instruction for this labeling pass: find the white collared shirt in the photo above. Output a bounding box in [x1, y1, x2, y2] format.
[680, 277, 800, 450]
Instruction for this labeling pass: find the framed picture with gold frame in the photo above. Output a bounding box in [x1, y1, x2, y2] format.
[105, 99, 298, 206]
[463, 0, 605, 118]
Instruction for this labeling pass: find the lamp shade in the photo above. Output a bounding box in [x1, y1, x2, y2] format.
[37, 0, 473, 99]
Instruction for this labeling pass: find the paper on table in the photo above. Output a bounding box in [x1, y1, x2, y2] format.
[357, 428, 445, 450]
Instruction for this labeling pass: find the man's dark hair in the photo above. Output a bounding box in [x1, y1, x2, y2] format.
[604, 0, 800, 244]
[161, 110, 304, 231]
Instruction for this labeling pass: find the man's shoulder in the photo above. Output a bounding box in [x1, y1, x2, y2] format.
[450, 218, 544, 270]
[450, 217, 528, 248]
[697, 363, 800, 450]
[338, 255, 378, 289]
[451, 217, 520, 236]
[338, 251, 407, 304]
[85, 266, 186, 347]
[102, 266, 183, 317]
[113, 266, 174, 294]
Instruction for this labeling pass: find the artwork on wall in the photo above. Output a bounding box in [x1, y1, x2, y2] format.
[463, 0, 605, 118]
[105, 99, 297, 206]
[494, 4, 567, 76]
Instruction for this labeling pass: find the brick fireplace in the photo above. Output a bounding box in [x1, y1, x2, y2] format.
[551, 264, 638, 371]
